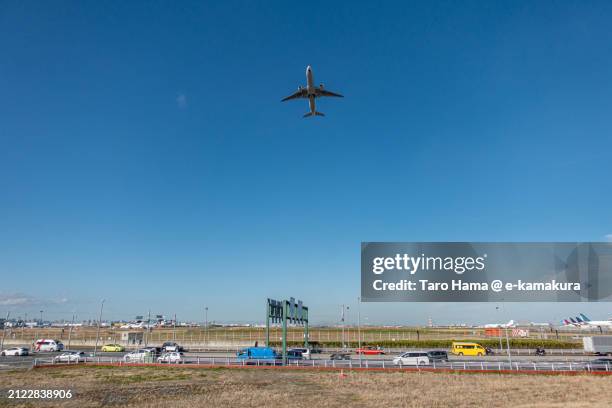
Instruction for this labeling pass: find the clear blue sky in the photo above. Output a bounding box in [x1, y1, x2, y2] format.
[1, 1, 611, 324]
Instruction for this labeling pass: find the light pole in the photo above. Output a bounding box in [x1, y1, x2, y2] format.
[340, 305, 345, 350]
[173, 313, 177, 341]
[505, 327, 512, 369]
[346, 306, 350, 346]
[339, 304, 350, 350]
[496, 306, 503, 352]
[145, 309, 151, 347]
[357, 297, 362, 364]
[39, 310, 43, 340]
[204, 307, 208, 347]
[94, 299, 105, 356]
[1, 312, 10, 351]
[67, 314, 75, 350]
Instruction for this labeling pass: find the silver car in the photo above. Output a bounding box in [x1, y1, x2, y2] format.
[53, 351, 86, 363]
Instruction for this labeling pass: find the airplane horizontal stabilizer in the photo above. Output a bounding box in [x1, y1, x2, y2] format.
[303, 111, 325, 118]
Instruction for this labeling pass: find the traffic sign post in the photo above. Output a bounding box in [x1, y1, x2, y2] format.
[266, 298, 309, 364]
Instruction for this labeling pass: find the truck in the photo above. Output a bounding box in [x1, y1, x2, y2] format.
[583, 336, 612, 355]
[236, 347, 280, 364]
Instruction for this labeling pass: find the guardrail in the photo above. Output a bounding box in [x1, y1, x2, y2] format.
[32, 356, 612, 374]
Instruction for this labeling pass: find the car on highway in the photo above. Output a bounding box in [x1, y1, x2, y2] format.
[101, 344, 125, 352]
[33, 339, 64, 352]
[355, 346, 385, 355]
[162, 342, 185, 352]
[141, 346, 162, 356]
[308, 342, 323, 354]
[451, 342, 486, 357]
[330, 353, 351, 360]
[1, 347, 29, 356]
[590, 358, 612, 371]
[236, 347, 280, 364]
[289, 348, 311, 359]
[53, 351, 86, 363]
[157, 352, 183, 364]
[427, 350, 449, 362]
[393, 352, 430, 366]
[123, 349, 155, 362]
[286, 350, 304, 360]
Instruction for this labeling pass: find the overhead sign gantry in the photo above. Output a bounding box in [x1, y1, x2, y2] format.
[266, 297, 309, 362]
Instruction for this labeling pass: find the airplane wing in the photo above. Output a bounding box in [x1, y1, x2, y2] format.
[281, 88, 308, 102]
[316, 89, 344, 98]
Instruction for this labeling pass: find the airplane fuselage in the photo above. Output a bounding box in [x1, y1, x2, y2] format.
[306, 66, 316, 114]
[585, 321, 612, 327]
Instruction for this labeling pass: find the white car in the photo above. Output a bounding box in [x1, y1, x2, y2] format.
[1, 347, 29, 356]
[34, 339, 64, 352]
[123, 349, 152, 362]
[162, 342, 181, 352]
[53, 351, 86, 363]
[157, 352, 183, 363]
[393, 352, 430, 366]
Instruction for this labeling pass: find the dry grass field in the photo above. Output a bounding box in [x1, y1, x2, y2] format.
[1, 366, 611, 407]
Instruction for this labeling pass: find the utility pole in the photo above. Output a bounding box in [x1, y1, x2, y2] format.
[340, 304, 350, 350]
[173, 313, 177, 341]
[505, 327, 512, 369]
[496, 306, 503, 352]
[340, 305, 345, 350]
[204, 306, 208, 347]
[1, 312, 10, 351]
[145, 309, 151, 347]
[357, 297, 362, 364]
[93, 299, 105, 356]
[67, 314, 75, 350]
[346, 306, 350, 345]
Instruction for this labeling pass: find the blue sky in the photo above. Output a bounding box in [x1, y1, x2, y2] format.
[1, 1, 611, 324]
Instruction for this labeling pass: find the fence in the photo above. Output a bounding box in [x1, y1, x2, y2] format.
[30, 356, 612, 374]
[4, 326, 602, 348]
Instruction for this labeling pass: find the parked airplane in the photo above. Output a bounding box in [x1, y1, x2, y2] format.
[483, 320, 515, 328]
[119, 322, 150, 329]
[281, 65, 343, 117]
[562, 313, 612, 328]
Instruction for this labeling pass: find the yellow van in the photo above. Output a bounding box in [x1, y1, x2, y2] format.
[451, 342, 486, 356]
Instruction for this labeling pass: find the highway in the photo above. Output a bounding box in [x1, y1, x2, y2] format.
[1, 349, 609, 372]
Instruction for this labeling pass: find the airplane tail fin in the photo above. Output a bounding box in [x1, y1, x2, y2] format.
[303, 111, 325, 118]
[580, 313, 591, 322]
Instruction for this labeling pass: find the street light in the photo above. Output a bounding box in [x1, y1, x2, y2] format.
[93, 299, 105, 356]
[340, 304, 350, 350]
[0, 312, 10, 351]
[357, 297, 362, 364]
[68, 313, 75, 350]
[204, 307, 209, 346]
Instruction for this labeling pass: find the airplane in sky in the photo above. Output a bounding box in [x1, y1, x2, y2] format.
[562, 313, 612, 328]
[281, 65, 343, 117]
